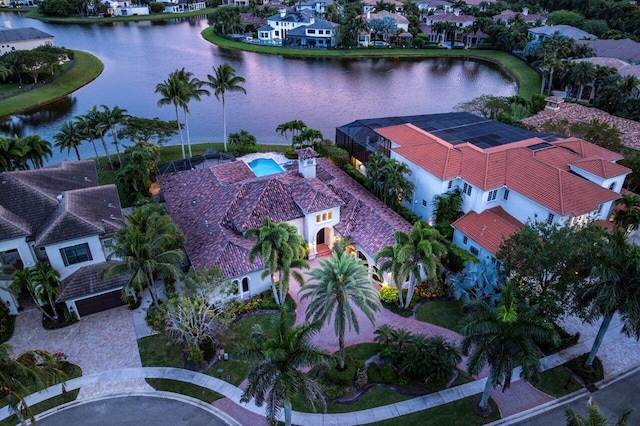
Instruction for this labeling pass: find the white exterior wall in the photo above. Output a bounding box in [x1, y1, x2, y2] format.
[302, 207, 340, 259]
[452, 230, 492, 261]
[0, 38, 53, 55]
[499, 188, 551, 225]
[0, 280, 19, 315]
[44, 235, 106, 280]
[114, 5, 149, 16]
[229, 269, 269, 300]
[0, 237, 36, 269]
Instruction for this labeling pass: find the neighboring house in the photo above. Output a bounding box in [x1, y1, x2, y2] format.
[337, 112, 630, 261]
[576, 38, 640, 65]
[358, 10, 409, 45]
[492, 8, 546, 26]
[104, 0, 149, 16]
[462, 0, 495, 6]
[362, 0, 403, 14]
[159, 149, 411, 299]
[295, 0, 335, 16]
[0, 27, 53, 55]
[571, 57, 640, 99]
[422, 9, 484, 48]
[162, 0, 206, 13]
[258, 8, 339, 47]
[528, 24, 596, 42]
[0, 161, 126, 318]
[416, 0, 452, 14]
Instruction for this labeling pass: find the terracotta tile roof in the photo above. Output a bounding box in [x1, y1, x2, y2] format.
[159, 158, 410, 279]
[0, 161, 121, 244]
[452, 207, 523, 254]
[362, 10, 409, 24]
[35, 185, 123, 246]
[570, 158, 631, 179]
[592, 219, 614, 232]
[429, 12, 475, 23]
[551, 138, 624, 161]
[57, 261, 129, 302]
[210, 160, 256, 184]
[297, 147, 319, 160]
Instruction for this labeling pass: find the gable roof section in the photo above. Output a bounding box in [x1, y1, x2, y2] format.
[570, 158, 631, 179]
[35, 185, 123, 246]
[0, 206, 31, 240]
[551, 138, 624, 161]
[291, 179, 344, 214]
[57, 261, 129, 302]
[0, 28, 53, 43]
[211, 160, 256, 184]
[452, 207, 523, 254]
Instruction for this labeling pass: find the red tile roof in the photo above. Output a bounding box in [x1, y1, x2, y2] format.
[570, 158, 631, 179]
[452, 207, 523, 254]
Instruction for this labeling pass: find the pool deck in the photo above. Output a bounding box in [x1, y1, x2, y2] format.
[237, 152, 288, 165]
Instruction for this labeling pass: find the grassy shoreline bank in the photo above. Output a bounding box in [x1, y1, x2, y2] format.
[202, 29, 541, 99]
[26, 8, 216, 24]
[0, 50, 103, 118]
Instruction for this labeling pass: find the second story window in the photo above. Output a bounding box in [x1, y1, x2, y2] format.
[463, 182, 472, 196]
[547, 213, 555, 225]
[503, 188, 510, 200]
[487, 190, 497, 202]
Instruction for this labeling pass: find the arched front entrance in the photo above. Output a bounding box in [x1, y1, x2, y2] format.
[315, 227, 331, 257]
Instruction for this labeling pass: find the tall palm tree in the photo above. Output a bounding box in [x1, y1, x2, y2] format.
[30, 261, 61, 320]
[461, 283, 559, 412]
[432, 187, 464, 238]
[301, 249, 381, 369]
[577, 229, 640, 368]
[365, 152, 388, 198]
[206, 63, 247, 152]
[10, 268, 58, 322]
[245, 217, 309, 306]
[383, 158, 413, 208]
[85, 106, 114, 169]
[156, 70, 187, 159]
[102, 205, 185, 304]
[571, 61, 596, 101]
[8, 135, 52, 170]
[565, 399, 633, 426]
[0, 343, 66, 426]
[276, 120, 307, 145]
[375, 222, 446, 309]
[100, 105, 129, 165]
[76, 114, 102, 165]
[174, 69, 209, 158]
[239, 309, 335, 426]
[53, 121, 84, 161]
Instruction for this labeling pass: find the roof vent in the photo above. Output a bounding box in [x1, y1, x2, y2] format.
[108, 202, 114, 208]
[192, 200, 197, 206]
[84, 176, 90, 181]
[205, 220, 209, 228]
[109, 214, 116, 220]
[56, 193, 64, 202]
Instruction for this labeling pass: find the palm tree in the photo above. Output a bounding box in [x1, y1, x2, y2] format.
[383, 158, 413, 208]
[565, 399, 633, 426]
[292, 128, 323, 149]
[156, 70, 187, 159]
[102, 205, 185, 305]
[461, 283, 559, 412]
[432, 187, 464, 238]
[85, 106, 114, 169]
[10, 268, 57, 322]
[0, 343, 66, 426]
[365, 152, 388, 198]
[206, 63, 247, 152]
[577, 229, 640, 368]
[301, 249, 381, 369]
[100, 105, 129, 165]
[8, 135, 52, 170]
[571, 61, 596, 102]
[76, 114, 102, 165]
[613, 194, 640, 232]
[276, 120, 307, 145]
[239, 309, 335, 426]
[53, 121, 84, 161]
[245, 217, 309, 306]
[375, 222, 446, 309]
[30, 261, 61, 320]
[174, 69, 209, 158]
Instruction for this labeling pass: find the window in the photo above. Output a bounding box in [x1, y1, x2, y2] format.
[422, 199, 427, 207]
[463, 182, 472, 196]
[242, 277, 249, 293]
[316, 214, 321, 223]
[547, 213, 555, 225]
[503, 189, 510, 200]
[597, 204, 603, 214]
[328, 211, 333, 220]
[447, 181, 453, 190]
[463, 236, 468, 244]
[316, 211, 332, 223]
[470, 246, 479, 256]
[60, 243, 92, 266]
[487, 190, 497, 202]
[308, 29, 316, 34]
[322, 213, 327, 221]
[609, 182, 616, 191]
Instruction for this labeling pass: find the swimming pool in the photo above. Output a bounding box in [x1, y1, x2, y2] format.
[247, 158, 285, 177]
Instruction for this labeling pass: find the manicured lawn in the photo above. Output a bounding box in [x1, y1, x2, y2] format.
[0, 51, 103, 118]
[27, 8, 218, 23]
[375, 395, 501, 425]
[0, 362, 82, 426]
[536, 365, 583, 397]
[415, 300, 464, 332]
[323, 343, 382, 386]
[296, 386, 412, 414]
[0, 83, 19, 95]
[147, 379, 223, 403]
[202, 29, 540, 99]
[138, 334, 184, 368]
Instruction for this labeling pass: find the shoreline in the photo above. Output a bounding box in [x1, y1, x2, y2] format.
[25, 8, 216, 24]
[0, 50, 103, 118]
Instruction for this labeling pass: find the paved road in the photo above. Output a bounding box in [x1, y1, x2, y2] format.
[510, 368, 640, 426]
[38, 395, 233, 426]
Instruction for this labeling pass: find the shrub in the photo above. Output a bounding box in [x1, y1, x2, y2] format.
[367, 363, 383, 383]
[0, 303, 15, 343]
[381, 365, 397, 384]
[146, 303, 168, 332]
[395, 205, 422, 224]
[414, 283, 447, 300]
[200, 337, 217, 362]
[342, 163, 368, 187]
[284, 148, 298, 159]
[379, 286, 398, 304]
[444, 244, 478, 273]
[325, 145, 349, 168]
[150, 2, 165, 13]
[43, 304, 78, 330]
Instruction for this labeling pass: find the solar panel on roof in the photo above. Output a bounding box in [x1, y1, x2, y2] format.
[528, 142, 553, 150]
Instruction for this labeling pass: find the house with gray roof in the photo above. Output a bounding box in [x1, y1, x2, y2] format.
[576, 38, 640, 65]
[159, 151, 411, 299]
[258, 7, 339, 47]
[0, 161, 126, 318]
[528, 24, 596, 42]
[0, 27, 53, 55]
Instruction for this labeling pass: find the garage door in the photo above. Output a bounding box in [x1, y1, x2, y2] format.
[75, 290, 125, 317]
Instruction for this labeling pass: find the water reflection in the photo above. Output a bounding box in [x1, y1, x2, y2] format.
[0, 12, 517, 164]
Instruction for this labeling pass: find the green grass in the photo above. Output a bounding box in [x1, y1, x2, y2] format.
[138, 334, 185, 368]
[324, 343, 382, 386]
[415, 300, 464, 332]
[536, 365, 583, 397]
[146, 379, 223, 402]
[202, 29, 540, 99]
[375, 395, 501, 425]
[0, 363, 82, 426]
[0, 51, 103, 118]
[0, 83, 20, 95]
[27, 8, 218, 23]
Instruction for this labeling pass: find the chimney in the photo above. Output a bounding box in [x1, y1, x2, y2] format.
[279, 7, 286, 17]
[367, 10, 370, 19]
[453, 8, 460, 16]
[3, 21, 11, 29]
[297, 148, 319, 179]
[522, 7, 529, 16]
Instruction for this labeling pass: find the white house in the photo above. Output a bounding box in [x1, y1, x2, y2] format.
[159, 148, 411, 299]
[362, 0, 403, 13]
[337, 113, 630, 261]
[0, 161, 127, 318]
[258, 8, 339, 47]
[103, 0, 149, 16]
[295, 0, 335, 16]
[0, 27, 53, 55]
[492, 8, 546, 26]
[162, 0, 206, 13]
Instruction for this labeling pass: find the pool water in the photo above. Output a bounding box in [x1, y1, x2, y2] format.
[248, 158, 285, 177]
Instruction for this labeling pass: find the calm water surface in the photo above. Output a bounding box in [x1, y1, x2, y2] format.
[0, 12, 517, 164]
